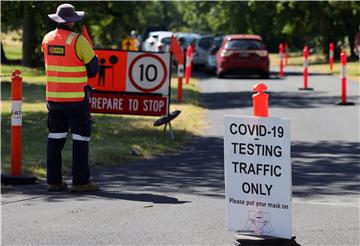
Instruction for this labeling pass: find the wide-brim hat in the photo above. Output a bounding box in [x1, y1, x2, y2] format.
[48, 3, 84, 23]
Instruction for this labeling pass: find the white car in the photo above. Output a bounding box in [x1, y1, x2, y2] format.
[175, 32, 200, 48]
[141, 31, 173, 52]
[193, 35, 214, 66]
[206, 35, 224, 73]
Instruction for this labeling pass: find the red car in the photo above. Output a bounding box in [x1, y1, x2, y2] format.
[216, 34, 270, 78]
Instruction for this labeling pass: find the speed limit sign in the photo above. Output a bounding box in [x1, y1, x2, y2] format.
[126, 52, 171, 95]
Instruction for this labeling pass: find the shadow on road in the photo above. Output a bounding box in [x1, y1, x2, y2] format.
[93, 138, 360, 199]
[201, 91, 358, 109]
[1, 186, 190, 205]
[292, 141, 360, 197]
[3, 137, 359, 203]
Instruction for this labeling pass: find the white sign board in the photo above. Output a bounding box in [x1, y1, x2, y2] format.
[11, 100, 22, 126]
[224, 115, 292, 239]
[177, 64, 184, 77]
[126, 52, 170, 95]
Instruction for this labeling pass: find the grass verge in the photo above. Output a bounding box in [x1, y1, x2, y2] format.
[1, 64, 205, 178]
[269, 53, 359, 83]
[1, 31, 22, 60]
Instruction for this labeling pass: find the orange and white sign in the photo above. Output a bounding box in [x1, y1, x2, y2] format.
[126, 52, 170, 95]
[88, 50, 171, 116]
[89, 50, 170, 95]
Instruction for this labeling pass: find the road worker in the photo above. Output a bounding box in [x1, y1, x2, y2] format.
[41, 3, 99, 192]
[122, 30, 139, 51]
[130, 30, 140, 51]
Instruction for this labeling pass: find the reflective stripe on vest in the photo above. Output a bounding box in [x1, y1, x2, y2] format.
[72, 134, 91, 142]
[48, 132, 68, 139]
[47, 91, 85, 98]
[46, 76, 88, 83]
[46, 65, 86, 73]
[42, 29, 88, 102]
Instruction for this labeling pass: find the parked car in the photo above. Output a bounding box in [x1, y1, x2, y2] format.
[205, 35, 224, 73]
[175, 32, 201, 50]
[192, 35, 214, 66]
[140, 26, 167, 50]
[216, 34, 270, 78]
[141, 31, 173, 52]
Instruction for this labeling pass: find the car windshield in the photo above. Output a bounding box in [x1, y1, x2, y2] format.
[214, 38, 223, 47]
[176, 34, 200, 48]
[226, 39, 263, 50]
[213, 36, 224, 49]
[161, 37, 171, 45]
[199, 37, 213, 50]
[150, 35, 159, 41]
[187, 37, 198, 47]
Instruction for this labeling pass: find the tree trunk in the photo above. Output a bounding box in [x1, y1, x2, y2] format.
[348, 32, 356, 59]
[162, 1, 170, 30]
[318, 9, 329, 61]
[22, 2, 36, 67]
[1, 42, 9, 63]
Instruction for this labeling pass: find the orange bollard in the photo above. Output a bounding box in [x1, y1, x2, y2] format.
[337, 50, 354, 105]
[339, 50, 355, 106]
[177, 77, 183, 101]
[303, 46, 308, 88]
[279, 43, 284, 77]
[341, 50, 346, 104]
[185, 44, 194, 84]
[11, 70, 23, 176]
[1, 71, 36, 184]
[252, 83, 269, 117]
[170, 36, 184, 102]
[329, 42, 334, 72]
[299, 46, 313, 90]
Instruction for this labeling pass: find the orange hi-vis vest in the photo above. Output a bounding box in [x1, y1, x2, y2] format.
[42, 28, 87, 102]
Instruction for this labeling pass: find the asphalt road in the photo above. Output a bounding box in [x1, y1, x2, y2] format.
[2, 67, 359, 245]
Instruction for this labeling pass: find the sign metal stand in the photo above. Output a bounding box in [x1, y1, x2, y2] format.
[153, 110, 181, 140]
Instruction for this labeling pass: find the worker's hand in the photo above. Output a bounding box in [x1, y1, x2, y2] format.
[84, 85, 93, 99]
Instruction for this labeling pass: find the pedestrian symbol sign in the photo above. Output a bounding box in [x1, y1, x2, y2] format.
[94, 50, 127, 91]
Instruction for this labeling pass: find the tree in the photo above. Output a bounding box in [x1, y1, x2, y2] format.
[2, 1, 359, 67]
[22, 2, 36, 67]
[1, 42, 8, 63]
